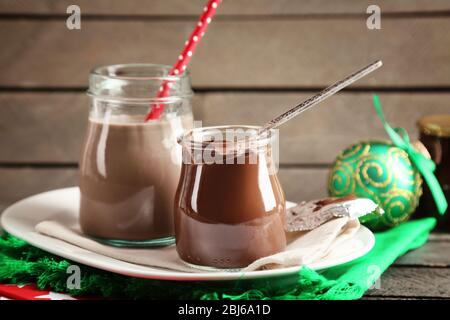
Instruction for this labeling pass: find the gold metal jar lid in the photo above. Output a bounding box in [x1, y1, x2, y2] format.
[418, 114, 450, 137]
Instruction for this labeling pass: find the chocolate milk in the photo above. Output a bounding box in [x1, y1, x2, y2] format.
[174, 149, 287, 268]
[79, 114, 193, 241]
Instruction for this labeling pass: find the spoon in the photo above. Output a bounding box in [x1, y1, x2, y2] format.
[258, 60, 383, 137]
[180, 60, 383, 155]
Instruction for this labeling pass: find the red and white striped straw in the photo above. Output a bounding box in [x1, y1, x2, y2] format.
[145, 0, 222, 121]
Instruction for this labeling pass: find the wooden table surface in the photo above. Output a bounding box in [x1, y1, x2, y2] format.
[363, 233, 450, 299]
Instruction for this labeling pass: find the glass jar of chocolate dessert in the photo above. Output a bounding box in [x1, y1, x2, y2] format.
[79, 64, 194, 246]
[415, 115, 450, 231]
[174, 126, 287, 269]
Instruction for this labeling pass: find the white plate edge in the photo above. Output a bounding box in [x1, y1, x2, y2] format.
[1, 187, 375, 281]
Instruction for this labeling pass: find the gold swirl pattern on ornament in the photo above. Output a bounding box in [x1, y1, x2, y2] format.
[336, 142, 370, 164]
[380, 189, 417, 225]
[328, 162, 356, 196]
[407, 172, 423, 210]
[413, 172, 423, 205]
[387, 147, 410, 163]
[356, 155, 393, 192]
[387, 147, 416, 184]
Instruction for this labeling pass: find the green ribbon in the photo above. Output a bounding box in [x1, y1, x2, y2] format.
[372, 94, 447, 215]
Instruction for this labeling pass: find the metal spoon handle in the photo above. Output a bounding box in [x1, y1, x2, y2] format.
[259, 60, 383, 135]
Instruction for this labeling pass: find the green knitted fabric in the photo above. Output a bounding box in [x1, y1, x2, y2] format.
[0, 218, 435, 300]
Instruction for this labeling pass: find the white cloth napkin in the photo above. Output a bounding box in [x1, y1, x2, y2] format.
[35, 217, 363, 273]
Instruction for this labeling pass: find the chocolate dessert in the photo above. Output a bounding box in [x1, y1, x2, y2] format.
[174, 135, 286, 269]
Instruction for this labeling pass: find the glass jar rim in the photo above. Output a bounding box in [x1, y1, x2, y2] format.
[418, 114, 450, 137]
[91, 63, 190, 81]
[87, 63, 193, 103]
[178, 125, 276, 151]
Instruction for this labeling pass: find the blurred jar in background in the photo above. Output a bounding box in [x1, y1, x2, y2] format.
[415, 115, 450, 232]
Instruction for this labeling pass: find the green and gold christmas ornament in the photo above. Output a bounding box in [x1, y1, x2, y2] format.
[328, 95, 447, 230]
[328, 140, 422, 230]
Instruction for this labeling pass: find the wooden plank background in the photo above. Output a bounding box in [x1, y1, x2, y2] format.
[2, 1, 450, 15]
[1, 18, 450, 88]
[1, 0, 450, 299]
[2, 92, 450, 164]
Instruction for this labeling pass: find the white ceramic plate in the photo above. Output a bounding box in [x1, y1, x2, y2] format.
[1, 187, 375, 281]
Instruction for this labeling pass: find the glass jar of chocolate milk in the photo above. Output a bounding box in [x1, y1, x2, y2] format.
[175, 126, 287, 269]
[79, 64, 193, 246]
